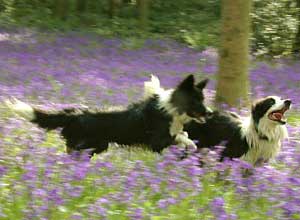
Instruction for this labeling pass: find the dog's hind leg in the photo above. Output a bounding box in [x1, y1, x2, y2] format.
[65, 139, 106, 158]
[148, 134, 172, 153]
[92, 141, 110, 155]
[76, 140, 110, 158]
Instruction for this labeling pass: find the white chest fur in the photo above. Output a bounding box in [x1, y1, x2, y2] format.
[157, 89, 197, 149]
[241, 138, 282, 165]
[241, 117, 288, 165]
[170, 113, 197, 149]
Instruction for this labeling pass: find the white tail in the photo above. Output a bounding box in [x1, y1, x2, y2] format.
[144, 75, 165, 99]
[5, 98, 35, 120]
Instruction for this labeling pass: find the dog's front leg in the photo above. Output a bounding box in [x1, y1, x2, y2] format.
[175, 132, 197, 150]
[170, 118, 196, 149]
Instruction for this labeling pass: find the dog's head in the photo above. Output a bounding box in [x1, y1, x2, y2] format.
[171, 75, 212, 122]
[252, 96, 291, 127]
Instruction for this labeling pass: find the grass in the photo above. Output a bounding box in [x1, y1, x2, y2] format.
[0, 30, 300, 219]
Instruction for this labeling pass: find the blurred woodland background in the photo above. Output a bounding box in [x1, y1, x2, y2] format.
[0, 0, 299, 57]
[1, 0, 299, 106]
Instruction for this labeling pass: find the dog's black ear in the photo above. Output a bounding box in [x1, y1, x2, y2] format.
[252, 97, 275, 126]
[196, 78, 209, 90]
[178, 74, 194, 90]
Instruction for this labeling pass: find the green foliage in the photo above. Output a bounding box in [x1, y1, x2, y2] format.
[252, 0, 299, 56]
[0, 0, 299, 56]
[150, 0, 220, 49]
[0, 0, 220, 49]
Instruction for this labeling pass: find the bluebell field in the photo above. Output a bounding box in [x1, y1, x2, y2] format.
[0, 29, 300, 219]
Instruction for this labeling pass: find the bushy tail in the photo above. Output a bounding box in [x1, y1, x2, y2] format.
[5, 98, 77, 130]
[144, 75, 165, 99]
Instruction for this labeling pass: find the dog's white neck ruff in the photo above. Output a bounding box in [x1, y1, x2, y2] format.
[144, 75, 196, 149]
[240, 116, 288, 165]
[158, 88, 197, 149]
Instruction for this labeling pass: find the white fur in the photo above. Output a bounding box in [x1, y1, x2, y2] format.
[144, 75, 165, 99]
[158, 88, 196, 149]
[144, 77, 289, 162]
[241, 96, 289, 165]
[171, 113, 197, 149]
[5, 98, 35, 121]
[175, 131, 197, 149]
[144, 75, 197, 149]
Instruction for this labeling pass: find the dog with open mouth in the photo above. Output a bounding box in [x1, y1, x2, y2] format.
[143, 76, 291, 166]
[6, 75, 212, 157]
[186, 96, 291, 165]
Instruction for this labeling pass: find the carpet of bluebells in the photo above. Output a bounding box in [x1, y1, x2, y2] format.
[1, 29, 300, 220]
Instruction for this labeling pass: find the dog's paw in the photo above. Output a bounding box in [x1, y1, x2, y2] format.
[175, 133, 197, 150]
[188, 142, 197, 150]
[180, 131, 189, 138]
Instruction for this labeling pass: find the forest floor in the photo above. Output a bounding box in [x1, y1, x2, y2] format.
[1, 30, 300, 219]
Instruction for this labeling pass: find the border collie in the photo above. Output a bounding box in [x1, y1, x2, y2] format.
[144, 76, 291, 166]
[6, 75, 211, 157]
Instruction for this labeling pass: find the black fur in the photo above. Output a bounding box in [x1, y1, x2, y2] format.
[171, 75, 209, 118]
[186, 111, 249, 160]
[251, 97, 275, 129]
[29, 75, 210, 156]
[185, 97, 291, 162]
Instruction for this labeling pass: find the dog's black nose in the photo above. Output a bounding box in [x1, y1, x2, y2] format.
[284, 99, 292, 106]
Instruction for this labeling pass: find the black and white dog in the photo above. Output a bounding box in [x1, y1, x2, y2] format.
[6, 75, 211, 157]
[144, 76, 291, 165]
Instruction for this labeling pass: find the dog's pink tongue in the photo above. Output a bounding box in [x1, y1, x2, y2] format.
[273, 112, 282, 120]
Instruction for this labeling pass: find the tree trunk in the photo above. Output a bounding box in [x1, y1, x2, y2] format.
[215, 0, 252, 108]
[109, 0, 121, 18]
[76, 0, 87, 13]
[293, 0, 300, 55]
[137, 0, 150, 30]
[0, 0, 5, 12]
[54, 0, 69, 20]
